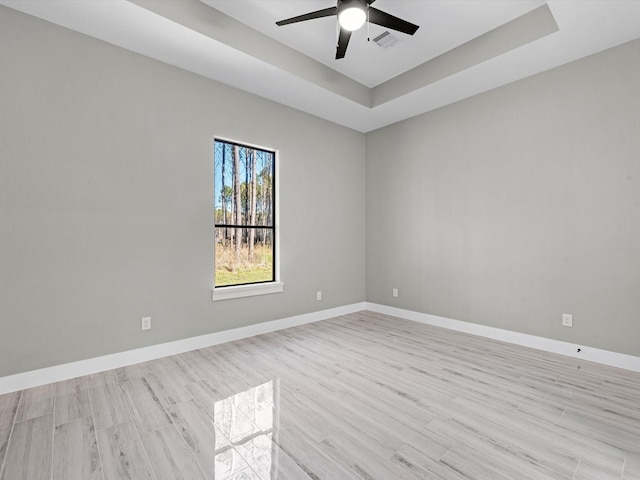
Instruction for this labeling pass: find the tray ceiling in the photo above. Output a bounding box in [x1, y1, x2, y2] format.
[2, 0, 640, 132]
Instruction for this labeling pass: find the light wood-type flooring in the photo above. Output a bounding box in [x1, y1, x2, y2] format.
[1, 311, 639, 479]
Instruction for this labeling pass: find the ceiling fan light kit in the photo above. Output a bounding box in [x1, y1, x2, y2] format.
[276, 0, 419, 60]
[338, 0, 367, 31]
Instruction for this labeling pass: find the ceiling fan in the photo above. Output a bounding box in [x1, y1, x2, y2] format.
[275, 0, 420, 60]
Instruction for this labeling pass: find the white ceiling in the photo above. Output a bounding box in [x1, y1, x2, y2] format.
[203, 0, 547, 88]
[3, 0, 640, 132]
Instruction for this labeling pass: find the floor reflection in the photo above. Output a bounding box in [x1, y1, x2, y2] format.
[212, 380, 279, 479]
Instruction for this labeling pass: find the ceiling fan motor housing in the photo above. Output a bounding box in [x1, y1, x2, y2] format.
[338, 0, 368, 10]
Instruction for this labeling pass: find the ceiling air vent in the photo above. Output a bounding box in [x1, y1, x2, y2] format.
[372, 31, 399, 49]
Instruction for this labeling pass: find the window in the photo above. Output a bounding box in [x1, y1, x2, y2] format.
[213, 139, 281, 300]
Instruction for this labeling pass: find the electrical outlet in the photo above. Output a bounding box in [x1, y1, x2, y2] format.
[392, 288, 398, 298]
[562, 313, 573, 328]
[141, 316, 151, 331]
[316, 291, 322, 301]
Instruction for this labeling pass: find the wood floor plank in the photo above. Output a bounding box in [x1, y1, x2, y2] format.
[276, 424, 361, 480]
[85, 370, 120, 389]
[143, 369, 193, 409]
[292, 388, 404, 459]
[0, 391, 22, 413]
[54, 377, 88, 396]
[121, 377, 173, 434]
[560, 406, 640, 454]
[97, 421, 155, 480]
[0, 415, 53, 480]
[88, 382, 131, 430]
[391, 444, 468, 480]
[427, 412, 580, 479]
[54, 378, 91, 426]
[234, 433, 312, 480]
[14, 384, 55, 422]
[512, 401, 626, 475]
[183, 379, 226, 413]
[142, 424, 206, 480]
[624, 456, 640, 479]
[426, 417, 565, 480]
[0, 390, 21, 474]
[55, 389, 92, 426]
[439, 444, 521, 480]
[320, 429, 425, 480]
[52, 416, 103, 480]
[166, 399, 232, 477]
[574, 460, 626, 480]
[277, 393, 340, 444]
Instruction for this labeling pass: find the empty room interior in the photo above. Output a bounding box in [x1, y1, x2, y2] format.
[1, 0, 640, 479]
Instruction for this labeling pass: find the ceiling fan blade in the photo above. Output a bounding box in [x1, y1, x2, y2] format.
[368, 7, 419, 35]
[276, 7, 337, 26]
[335, 27, 352, 59]
[367, 0, 377, 4]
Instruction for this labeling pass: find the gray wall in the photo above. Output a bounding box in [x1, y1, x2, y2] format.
[0, 7, 366, 377]
[367, 38, 640, 356]
[2, 6, 640, 378]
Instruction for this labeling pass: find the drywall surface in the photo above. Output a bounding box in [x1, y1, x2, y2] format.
[0, 7, 365, 377]
[366, 38, 640, 356]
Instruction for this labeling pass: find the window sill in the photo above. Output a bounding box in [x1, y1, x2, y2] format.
[211, 282, 284, 302]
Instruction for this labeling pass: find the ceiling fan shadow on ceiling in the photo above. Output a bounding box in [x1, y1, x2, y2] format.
[275, 0, 419, 60]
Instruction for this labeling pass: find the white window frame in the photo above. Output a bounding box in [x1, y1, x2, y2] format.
[211, 137, 283, 301]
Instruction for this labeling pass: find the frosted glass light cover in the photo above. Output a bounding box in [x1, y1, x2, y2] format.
[338, 7, 366, 31]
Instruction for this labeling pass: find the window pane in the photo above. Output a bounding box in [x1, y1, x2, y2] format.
[214, 141, 274, 227]
[215, 228, 274, 287]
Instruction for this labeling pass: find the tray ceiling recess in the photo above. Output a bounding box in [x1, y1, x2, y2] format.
[2, 0, 640, 132]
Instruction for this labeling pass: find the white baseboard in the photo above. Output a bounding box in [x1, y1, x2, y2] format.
[365, 302, 640, 373]
[4, 300, 638, 395]
[0, 302, 366, 395]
